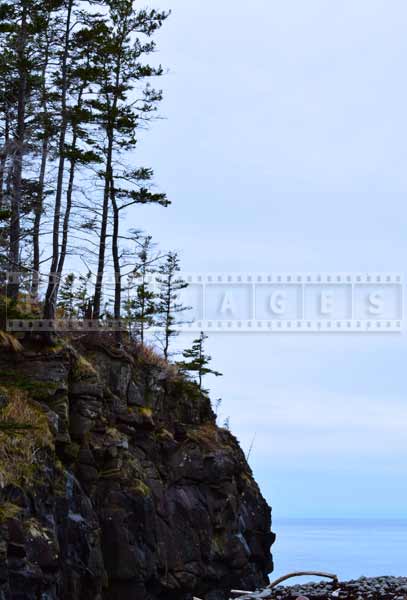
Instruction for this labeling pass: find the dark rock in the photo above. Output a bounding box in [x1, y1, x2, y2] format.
[0, 341, 274, 599]
[70, 381, 103, 398]
[127, 380, 145, 406]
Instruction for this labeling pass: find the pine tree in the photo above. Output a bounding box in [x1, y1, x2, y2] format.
[43, 2, 105, 319]
[123, 235, 158, 343]
[156, 252, 189, 360]
[57, 271, 92, 319]
[30, 0, 65, 298]
[75, 271, 92, 319]
[177, 331, 222, 392]
[43, 0, 76, 318]
[57, 272, 76, 318]
[0, 0, 171, 337]
[91, 1, 169, 321]
[0, 0, 60, 299]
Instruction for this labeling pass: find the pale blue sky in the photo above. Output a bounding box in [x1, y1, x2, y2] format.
[133, 0, 407, 518]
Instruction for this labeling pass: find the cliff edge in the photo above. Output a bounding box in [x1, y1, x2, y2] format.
[0, 336, 274, 600]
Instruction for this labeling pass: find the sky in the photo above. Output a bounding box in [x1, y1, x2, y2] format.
[129, 0, 407, 519]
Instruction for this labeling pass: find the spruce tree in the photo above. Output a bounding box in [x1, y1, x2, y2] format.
[57, 272, 76, 318]
[123, 235, 158, 343]
[75, 271, 92, 319]
[177, 331, 222, 392]
[57, 271, 92, 319]
[156, 252, 189, 360]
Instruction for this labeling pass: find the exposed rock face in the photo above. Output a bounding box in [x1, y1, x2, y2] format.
[0, 338, 274, 599]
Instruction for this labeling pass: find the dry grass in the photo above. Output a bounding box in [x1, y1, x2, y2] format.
[135, 343, 168, 367]
[0, 502, 22, 522]
[0, 330, 22, 352]
[0, 389, 54, 487]
[134, 342, 179, 380]
[186, 422, 226, 452]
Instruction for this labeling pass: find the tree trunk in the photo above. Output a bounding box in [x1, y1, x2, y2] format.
[92, 133, 113, 320]
[110, 176, 121, 321]
[56, 78, 87, 281]
[56, 138, 76, 278]
[0, 110, 10, 210]
[9, 4, 28, 302]
[110, 176, 122, 342]
[32, 135, 48, 298]
[163, 282, 171, 360]
[93, 36, 124, 320]
[43, 0, 73, 319]
[32, 31, 51, 299]
[140, 270, 146, 345]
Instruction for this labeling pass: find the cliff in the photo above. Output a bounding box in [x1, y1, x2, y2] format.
[0, 335, 274, 600]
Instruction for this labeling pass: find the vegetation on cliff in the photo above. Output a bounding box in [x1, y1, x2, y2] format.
[0, 1, 275, 598]
[0, 338, 274, 599]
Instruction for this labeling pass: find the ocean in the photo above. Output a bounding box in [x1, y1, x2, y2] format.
[270, 518, 407, 583]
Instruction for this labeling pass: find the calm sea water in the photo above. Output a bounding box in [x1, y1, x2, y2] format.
[271, 518, 407, 583]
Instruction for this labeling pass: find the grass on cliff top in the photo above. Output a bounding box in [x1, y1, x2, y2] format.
[0, 389, 54, 487]
[134, 342, 179, 378]
[0, 330, 23, 352]
[0, 369, 59, 401]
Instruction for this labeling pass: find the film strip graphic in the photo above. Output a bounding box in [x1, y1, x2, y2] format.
[172, 272, 404, 333]
[4, 272, 404, 334]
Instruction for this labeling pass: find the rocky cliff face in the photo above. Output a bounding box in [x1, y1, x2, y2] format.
[0, 336, 274, 600]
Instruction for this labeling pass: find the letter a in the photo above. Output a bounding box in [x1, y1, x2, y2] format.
[220, 293, 236, 316]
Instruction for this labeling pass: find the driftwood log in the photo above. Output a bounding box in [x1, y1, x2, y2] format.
[230, 570, 339, 598]
[267, 571, 338, 589]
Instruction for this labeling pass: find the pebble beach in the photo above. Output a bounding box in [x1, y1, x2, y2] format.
[233, 577, 407, 600]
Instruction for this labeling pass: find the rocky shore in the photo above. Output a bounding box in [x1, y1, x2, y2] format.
[232, 576, 407, 600]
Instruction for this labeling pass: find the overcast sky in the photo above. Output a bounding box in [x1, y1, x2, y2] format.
[131, 0, 407, 520]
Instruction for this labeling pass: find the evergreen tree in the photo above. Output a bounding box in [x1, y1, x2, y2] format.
[75, 271, 92, 318]
[123, 235, 158, 343]
[0, 0, 62, 299]
[0, 0, 171, 339]
[57, 272, 76, 317]
[30, 0, 64, 298]
[54, 18, 105, 288]
[43, 1, 104, 318]
[177, 331, 222, 392]
[91, 1, 169, 321]
[156, 252, 188, 360]
[57, 271, 92, 319]
[42, 0, 80, 319]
